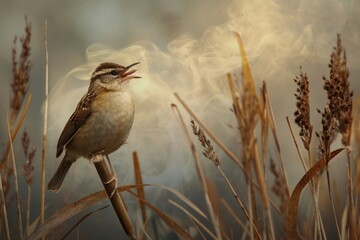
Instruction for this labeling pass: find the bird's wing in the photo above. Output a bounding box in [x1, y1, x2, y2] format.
[56, 90, 96, 158]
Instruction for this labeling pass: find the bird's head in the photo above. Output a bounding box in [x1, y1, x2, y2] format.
[89, 62, 140, 92]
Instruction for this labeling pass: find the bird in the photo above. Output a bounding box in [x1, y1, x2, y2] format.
[48, 62, 140, 192]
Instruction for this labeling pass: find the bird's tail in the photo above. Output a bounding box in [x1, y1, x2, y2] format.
[48, 156, 74, 192]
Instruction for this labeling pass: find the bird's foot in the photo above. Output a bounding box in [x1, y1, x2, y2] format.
[104, 175, 118, 198]
[90, 154, 104, 163]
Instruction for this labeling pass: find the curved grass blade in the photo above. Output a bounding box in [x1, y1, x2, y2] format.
[127, 190, 193, 240]
[28, 185, 136, 240]
[285, 147, 346, 239]
[60, 205, 109, 240]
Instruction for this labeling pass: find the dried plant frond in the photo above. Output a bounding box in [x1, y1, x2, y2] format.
[21, 130, 36, 184]
[191, 120, 220, 166]
[230, 71, 259, 172]
[294, 67, 313, 150]
[323, 34, 352, 146]
[239, 70, 260, 131]
[10, 16, 32, 124]
[316, 107, 337, 160]
[269, 158, 289, 216]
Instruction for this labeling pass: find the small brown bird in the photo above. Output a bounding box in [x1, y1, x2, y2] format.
[48, 62, 140, 192]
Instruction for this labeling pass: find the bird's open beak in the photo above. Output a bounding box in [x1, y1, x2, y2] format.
[120, 62, 141, 80]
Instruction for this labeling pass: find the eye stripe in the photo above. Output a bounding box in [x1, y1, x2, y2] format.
[92, 68, 123, 79]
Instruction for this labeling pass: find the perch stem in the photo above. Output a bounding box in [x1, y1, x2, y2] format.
[93, 155, 135, 239]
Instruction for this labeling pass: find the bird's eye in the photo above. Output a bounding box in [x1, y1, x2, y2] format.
[110, 70, 119, 76]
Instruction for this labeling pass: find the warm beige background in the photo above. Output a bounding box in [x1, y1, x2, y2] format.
[0, 0, 359, 239]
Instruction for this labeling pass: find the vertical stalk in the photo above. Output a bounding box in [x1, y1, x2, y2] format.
[6, 113, 23, 240]
[40, 20, 49, 237]
[0, 173, 10, 240]
[93, 155, 135, 239]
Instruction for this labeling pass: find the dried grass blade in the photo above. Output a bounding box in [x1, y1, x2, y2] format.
[127, 190, 193, 240]
[5, 113, 23, 240]
[174, 93, 241, 167]
[288, 110, 326, 237]
[60, 205, 109, 240]
[220, 198, 250, 237]
[11, 93, 32, 141]
[325, 166, 341, 239]
[169, 199, 217, 239]
[0, 173, 10, 240]
[27, 217, 40, 237]
[216, 166, 262, 240]
[152, 183, 208, 219]
[171, 104, 221, 238]
[227, 73, 243, 120]
[151, 217, 159, 240]
[264, 86, 290, 197]
[28, 185, 136, 240]
[40, 19, 49, 233]
[286, 117, 308, 171]
[0, 93, 32, 170]
[174, 95, 281, 215]
[285, 147, 346, 239]
[133, 151, 147, 225]
[234, 32, 255, 93]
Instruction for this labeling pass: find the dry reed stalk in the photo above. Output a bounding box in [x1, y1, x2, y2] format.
[220, 198, 250, 237]
[228, 74, 274, 239]
[92, 155, 135, 239]
[132, 151, 147, 226]
[291, 68, 327, 238]
[0, 173, 10, 240]
[169, 199, 217, 239]
[174, 92, 281, 215]
[318, 114, 343, 238]
[191, 120, 262, 239]
[324, 34, 355, 239]
[0, 20, 32, 221]
[10, 16, 31, 126]
[234, 33, 263, 237]
[151, 217, 159, 240]
[40, 19, 49, 234]
[5, 113, 23, 240]
[354, 105, 360, 238]
[234, 74, 259, 239]
[261, 83, 292, 238]
[269, 158, 288, 216]
[0, 94, 32, 171]
[234, 32, 255, 92]
[263, 85, 290, 198]
[286, 117, 326, 239]
[316, 35, 353, 239]
[171, 104, 221, 239]
[286, 117, 307, 172]
[126, 190, 193, 240]
[294, 69, 313, 155]
[174, 93, 241, 166]
[21, 131, 36, 236]
[254, 82, 276, 239]
[227, 72, 258, 238]
[259, 82, 269, 175]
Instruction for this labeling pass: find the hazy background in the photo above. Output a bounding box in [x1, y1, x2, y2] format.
[0, 0, 359, 239]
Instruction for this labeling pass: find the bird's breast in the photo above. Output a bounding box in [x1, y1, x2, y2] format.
[92, 91, 135, 143]
[69, 91, 135, 158]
